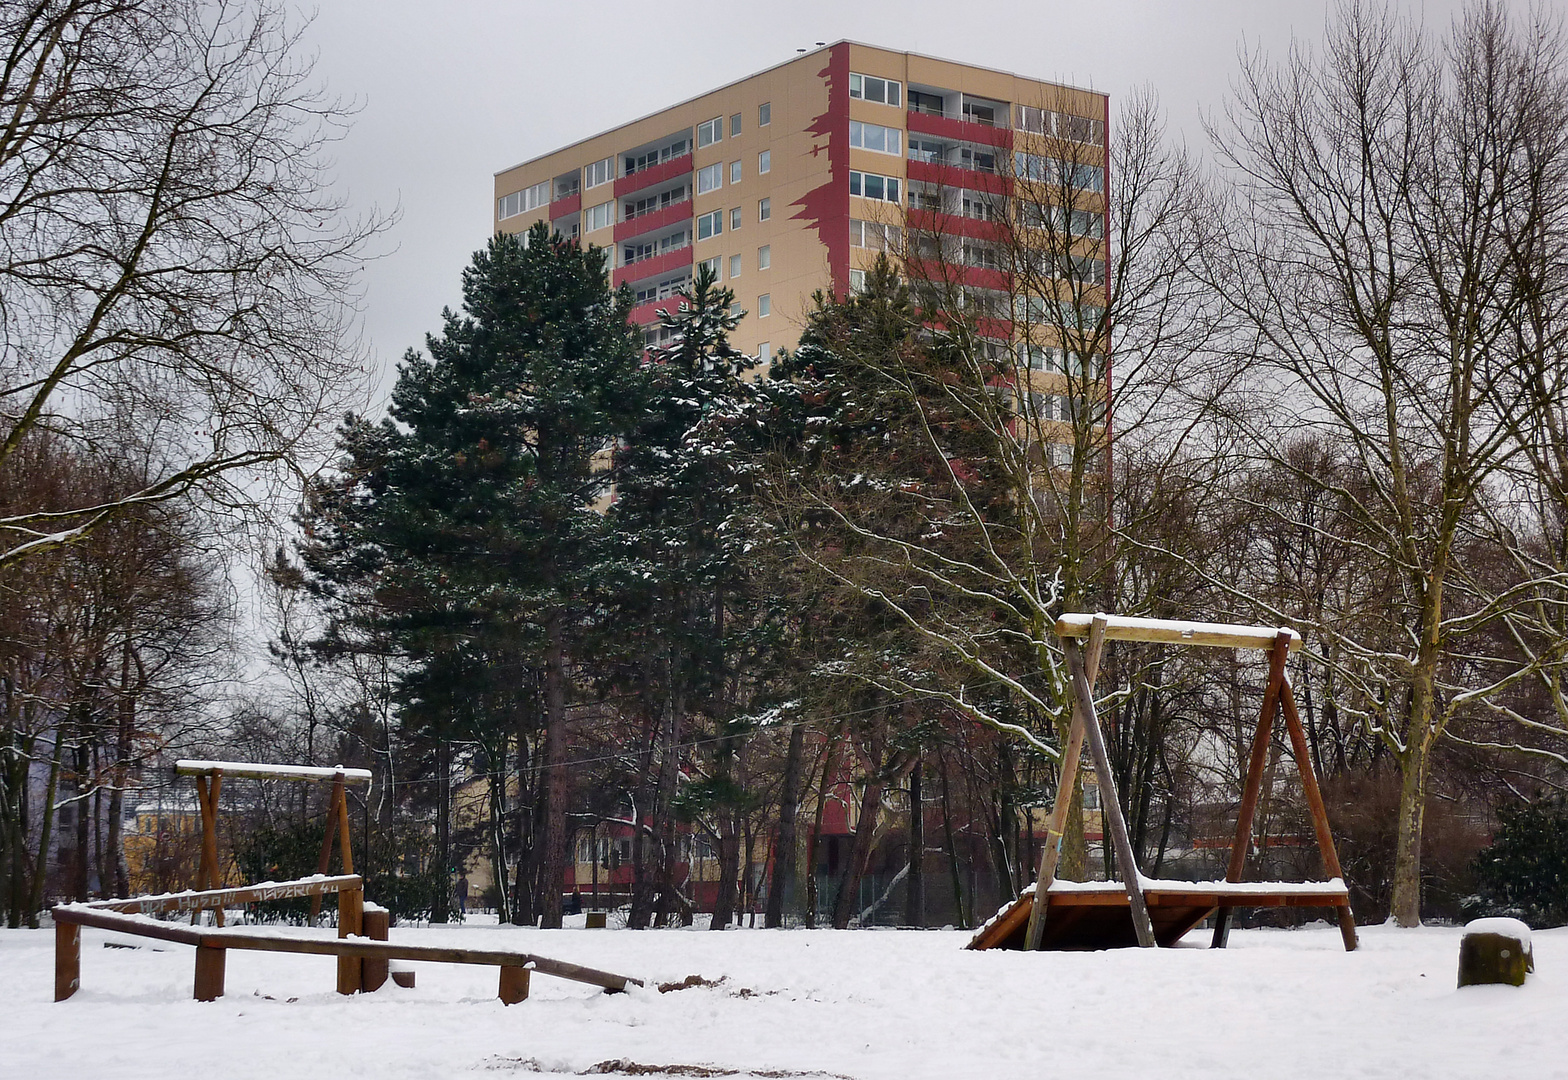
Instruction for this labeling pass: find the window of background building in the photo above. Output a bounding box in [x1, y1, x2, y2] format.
[849, 121, 902, 155]
[730, 207, 742, 230]
[698, 117, 722, 147]
[730, 302, 743, 317]
[757, 245, 771, 269]
[697, 162, 722, 194]
[757, 340, 770, 359]
[585, 201, 613, 231]
[730, 113, 742, 137]
[849, 268, 866, 291]
[729, 254, 742, 278]
[758, 293, 771, 317]
[498, 179, 549, 220]
[758, 197, 771, 221]
[759, 102, 771, 126]
[586, 157, 614, 187]
[730, 160, 742, 184]
[849, 170, 901, 203]
[758, 150, 771, 174]
[697, 210, 723, 240]
[849, 73, 901, 106]
[700, 255, 721, 276]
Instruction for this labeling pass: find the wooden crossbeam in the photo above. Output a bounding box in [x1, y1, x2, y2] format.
[1055, 613, 1302, 652]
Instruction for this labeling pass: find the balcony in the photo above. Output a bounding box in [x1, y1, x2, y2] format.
[613, 198, 691, 243]
[614, 153, 692, 200]
[612, 245, 693, 289]
[907, 157, 1012, 197]
[905, 208, 1011, 244]
[905, 258, 1012, 295]
[550, 192, 581, 220]
[907, 109, 1014, 150]
[629, 298, 677, 326]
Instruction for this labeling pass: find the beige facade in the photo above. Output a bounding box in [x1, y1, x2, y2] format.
[493, 42, 1109, 369]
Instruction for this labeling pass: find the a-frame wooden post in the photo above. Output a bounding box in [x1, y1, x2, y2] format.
[1025, 615, 1107, 950]
[1278, 672, 1359, 951]
[1212, 631, 1290, 948]
[1064, 638, 1156, 948]
[191, 769, 224, 927]
[310, 773, 350, 923]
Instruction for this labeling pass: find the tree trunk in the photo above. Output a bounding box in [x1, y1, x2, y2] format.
[937, 753, 969, 928]
[804, 735, 839, 929]
[906, 755, 924, 927]
[710, 815, 741, 930]
[766, 722, 805, 928]
[27, 735, 63, 928]
[1390, 733, 1430, 927]
[539, 609, 568, 929]
[433, 737, 451, 923]
[832, 777, 883, 929]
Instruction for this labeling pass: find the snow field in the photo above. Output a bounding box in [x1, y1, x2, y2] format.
[2, 920, 1564, 1079]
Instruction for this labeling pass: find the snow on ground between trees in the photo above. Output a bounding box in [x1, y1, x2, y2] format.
[4, 920, 1564, 1079]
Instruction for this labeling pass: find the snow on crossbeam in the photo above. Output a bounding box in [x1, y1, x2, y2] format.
[1055, 613, 1302, 652]
[175, 760, 372, 782]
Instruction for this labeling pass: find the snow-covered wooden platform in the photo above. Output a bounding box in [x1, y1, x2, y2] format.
[967, 878, 1353, 951]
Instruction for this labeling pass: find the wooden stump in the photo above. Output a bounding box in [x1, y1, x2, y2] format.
[585, 911, 607, 929]
[390, 964, 416, 989]
[55, 921, 80, 1002]
[1458, 919, 1533, 988]
[361, 906, 390, 991]
[194, 944, 227, 1001]
[498, 964, 531, 1005]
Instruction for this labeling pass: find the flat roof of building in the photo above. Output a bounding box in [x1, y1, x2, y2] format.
[495, 39, 1105, 178]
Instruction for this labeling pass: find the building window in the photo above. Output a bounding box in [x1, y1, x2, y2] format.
[729, 254, 741, 278]
[757, 245, 771, 269]
[498, 180, 549, 220]
[730, 207, 742, 230]
[730, 302, 743, 317]
[758, 197, 771, 221]
[849, 170, 900, 203]
[849, 73, 901, 107]
[757, 341, 770, 359]
[758, 293, 771, 317]
[759, 102, 771, 126]
[730, 160, 742, 184]
[698, 117, 722, 147]
[700, 255, 721, 277]
[586, 157, 614, 188]
[850, 219, 899, 251]
[697, 210, 723, 240]
[584, 201, 613, 231]
[758, 150, 771, 175]
[849, 268, 867, 292]
[849, 121, 901, 155]
[730, 113, 742, 137]
[697, 162, 722, 194]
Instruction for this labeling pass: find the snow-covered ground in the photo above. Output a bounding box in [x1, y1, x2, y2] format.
[4, 916, 1564, 1079]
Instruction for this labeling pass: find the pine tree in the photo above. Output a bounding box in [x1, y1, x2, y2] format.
[300, 223, 646, 927]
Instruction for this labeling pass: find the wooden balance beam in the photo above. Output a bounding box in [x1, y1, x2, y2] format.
[967, 879, 1352, 951]
[52, 903, 642, 1004]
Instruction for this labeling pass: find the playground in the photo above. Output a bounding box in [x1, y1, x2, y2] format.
[4, 917, 1565, 1079]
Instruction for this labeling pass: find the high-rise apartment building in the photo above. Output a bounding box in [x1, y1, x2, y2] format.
[493, 41, 1108, 367]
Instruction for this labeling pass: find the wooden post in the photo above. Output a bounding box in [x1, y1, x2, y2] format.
[1278, 673, 1359, 951]
[194, 944, 226, 1001]
[336, 884, 364, 995]
[54, 921, 80, 1001]
[498, 964, 531, 1005]
[361, 905, 390, 991]
[1026, 615, 1108, 950]
[1064, 639, 1156, 948]
[334, 771, 355, 875]
[1212, 633, 1290, 949]
[311, 775, 345, 923]
[192, 771, 225, 926]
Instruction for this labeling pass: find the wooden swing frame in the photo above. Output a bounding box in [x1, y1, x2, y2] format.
[969, 614, 1358, 952]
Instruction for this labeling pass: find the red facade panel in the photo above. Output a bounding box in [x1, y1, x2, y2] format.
[906, 159, 1012, 197]
[906, 109, 1015, 150]
[613, 153, 693, 200]
[904, 208, 1011, 244]
[628, 298, 675, 326]
[613, 200, 692, 243]
[612, 247, 694, 289]
[550, 192, 581, 219]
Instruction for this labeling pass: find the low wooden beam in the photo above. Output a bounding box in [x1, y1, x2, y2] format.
[498, 964, 531, 1005]
[194, 944, 226, 1001]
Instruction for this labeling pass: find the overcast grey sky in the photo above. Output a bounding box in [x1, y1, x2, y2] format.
[299, 0, 1469, 409]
